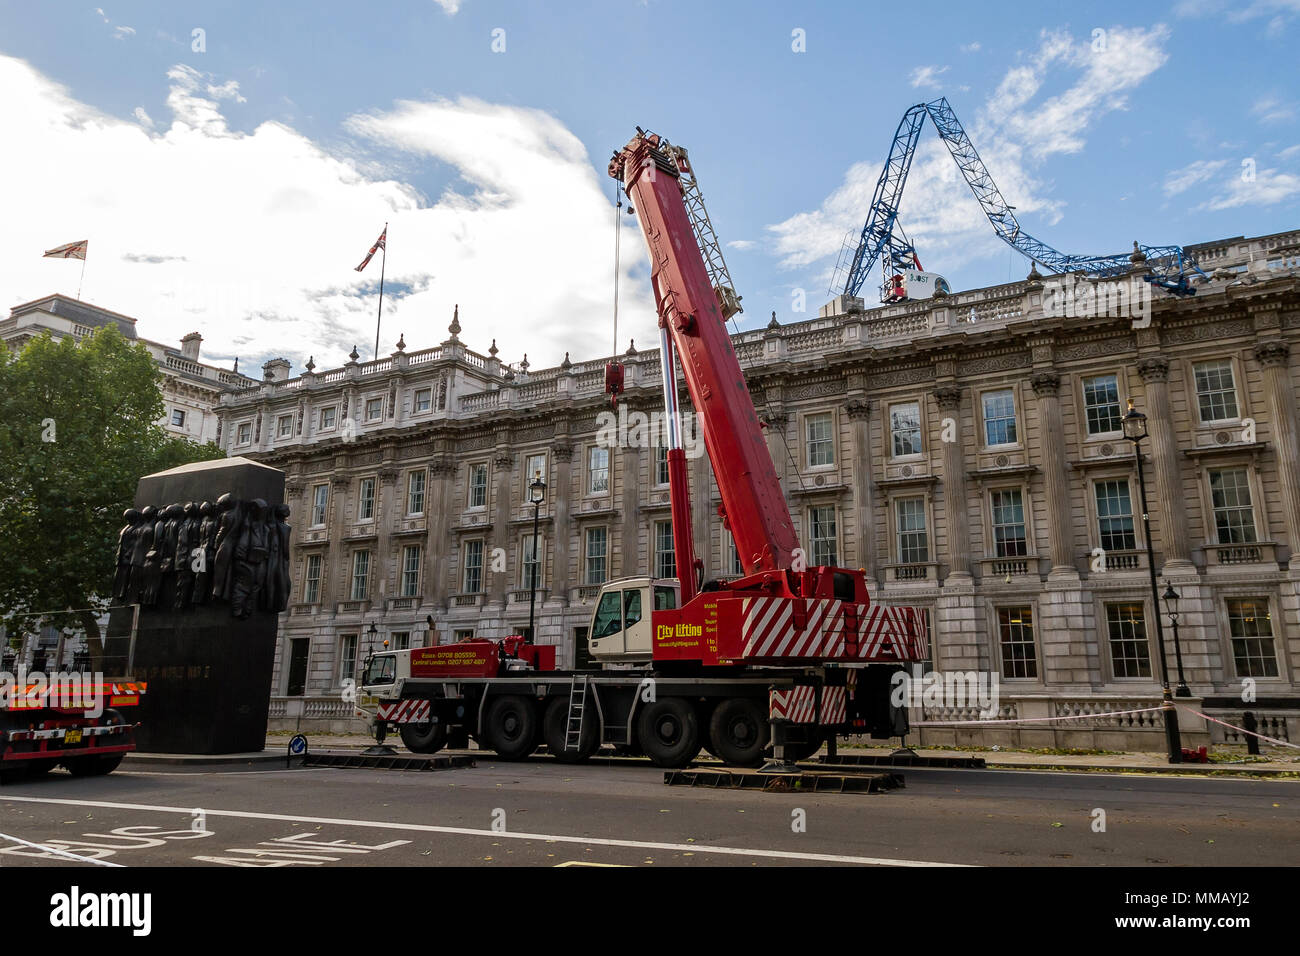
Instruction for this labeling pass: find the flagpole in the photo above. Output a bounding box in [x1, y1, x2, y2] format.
[374, 222, 387, 361]
[77, 254, 86, 301]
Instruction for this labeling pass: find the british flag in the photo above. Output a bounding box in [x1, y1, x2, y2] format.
[354, 226, 387, 272]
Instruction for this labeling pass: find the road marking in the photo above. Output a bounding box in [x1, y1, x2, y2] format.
[0, 795, 971, 867]
[0, 829, 125, 868]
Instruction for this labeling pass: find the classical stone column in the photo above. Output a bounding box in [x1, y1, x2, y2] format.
[551, 445, 574, 604]
[489, 449, 514, 607]
[933, 386, 971, 578]
[1136, 356, 1192, 570]
[327, 474, 351, 604]
[426, 459, 455, 609]
[620, 443, 641, 576]
[763, 407, 790, 492]
[1255, 340, 1300, 567]
[845, 398, 877, 579]
[375, 468, 398, 605]
[690, 442, 713, 582]
[1030, 371, 1076, 576]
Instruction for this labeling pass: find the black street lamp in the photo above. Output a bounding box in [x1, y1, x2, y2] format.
[1162, 584, 1192, 698]
[1122, 399, 1183, 763]
[527, 472, 547, 645]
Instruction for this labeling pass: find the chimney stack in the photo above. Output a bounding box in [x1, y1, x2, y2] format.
[180, 332, 202, 361]
[262, 358, 291, 382]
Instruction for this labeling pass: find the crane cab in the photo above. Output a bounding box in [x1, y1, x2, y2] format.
[587, 576, 679, 664]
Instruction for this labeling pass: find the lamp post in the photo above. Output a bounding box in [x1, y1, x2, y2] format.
[1162, 584, 1192, 698]
[527, 472, 547, 645]
[1122, 399, 1182, 763]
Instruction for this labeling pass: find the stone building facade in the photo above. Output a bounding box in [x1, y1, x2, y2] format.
[2, 294, 256, 445]
[221, 231, 1300, 747]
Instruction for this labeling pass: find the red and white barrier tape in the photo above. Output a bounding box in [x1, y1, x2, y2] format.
[1177, 706, 1299, 751]
[912, 705, 1164, 727]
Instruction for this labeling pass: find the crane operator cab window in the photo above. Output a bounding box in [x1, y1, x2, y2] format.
[588, 579, 667, 662]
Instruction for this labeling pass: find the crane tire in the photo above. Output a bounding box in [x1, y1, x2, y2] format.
[636, 697, 702, 769]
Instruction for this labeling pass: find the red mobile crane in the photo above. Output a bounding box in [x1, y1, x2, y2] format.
[358, 129, 927, 769]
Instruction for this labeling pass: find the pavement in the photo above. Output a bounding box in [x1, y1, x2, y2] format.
[223, 732, 1300, 777]
[1, 750, 1296, 867]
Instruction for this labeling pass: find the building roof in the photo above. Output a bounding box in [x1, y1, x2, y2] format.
[7, 293, 139, 339]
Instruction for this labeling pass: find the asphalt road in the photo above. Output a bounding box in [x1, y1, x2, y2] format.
[0, 758, 1295, 867]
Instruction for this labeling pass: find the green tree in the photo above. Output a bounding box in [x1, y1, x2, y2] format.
[0, 325, 225, 666]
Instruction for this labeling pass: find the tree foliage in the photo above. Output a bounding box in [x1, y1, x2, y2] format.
[0, 326, 225, 648]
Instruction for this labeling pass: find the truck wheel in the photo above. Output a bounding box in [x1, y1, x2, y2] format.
[482, 696, 538, 760]
[708, 698, 770, 768]
[543, 698, 599, 763]
[636, 698, 701, 768]
[63, 753, 125, 777]
[399, 720, 447, 754]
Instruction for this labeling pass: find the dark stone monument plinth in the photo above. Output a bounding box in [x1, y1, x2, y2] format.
[110, 456, 286, 754]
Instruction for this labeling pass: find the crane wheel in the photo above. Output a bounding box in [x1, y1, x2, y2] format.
[636, 697, 701, 769]
[482, 695, 539, 761]
[399, 719, 447, 754]
[708, 697, 770, 768]
[543, 697, 599, 763]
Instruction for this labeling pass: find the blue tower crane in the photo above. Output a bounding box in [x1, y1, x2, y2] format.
[840, 97, 1207, 301]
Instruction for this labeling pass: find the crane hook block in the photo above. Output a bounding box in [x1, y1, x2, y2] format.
[604, 361, 625, 408]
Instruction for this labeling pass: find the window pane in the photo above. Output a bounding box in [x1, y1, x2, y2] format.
[806, 413, 835, 467]
[1094, 480, 1135, 551]
[585, 527, 607, 585]
[982, 389, 1017, 446]
[1106, 603, 1151, 678]
[312, 485, 328, 526]
[401, 546, 421, 597]
[890, 402, 922, 457]
[896, 497, 928, 563]
[1209, 468, 1257, 544]
[588, 447, 610, 494]
[304, 554, 322, 604]
[990, 489, 1027, 557]
[1226, 598, 1278, 677]
[1194, 360, 1239, 422]
[593, 590, 622, 637]
[469, 463, 487, 508]
[351, 551, 370, 600]
[1082, 375, 1122, 435]
[997, 606, 1037, 679]
[463, 540, 483, 593]
[358, 477, 375, 520]
[655, 521, 676, 579]
[809, 506, 838, 566]
[408, 471, 425, 514]
[654, 443, 669, 485]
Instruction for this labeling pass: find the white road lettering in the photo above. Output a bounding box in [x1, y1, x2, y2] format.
[0, 795, 971, 867]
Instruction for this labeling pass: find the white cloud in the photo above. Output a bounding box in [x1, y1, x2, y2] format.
[909, 65, 949, 89]
[960, 42, 981, 53]
[0, 54, 655, 371]
[1196, 166, 1300, 210]
[1252, 95, 1296, 123]
[113, 25, 135, 39]
[1278, 143, 1300, 159]
[432, 0, 463, 13]
[1163, 159, 1228, 196]
[767, 25, 1169, 289]
[726, 239, 755, 250]
[132, 106, 154, 128]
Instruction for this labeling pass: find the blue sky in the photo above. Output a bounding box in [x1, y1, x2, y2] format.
[1, 0, 1297, 373]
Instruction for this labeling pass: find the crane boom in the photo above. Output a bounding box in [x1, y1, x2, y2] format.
[609, 130, 799, 579]
[842, 97, 1207, 300]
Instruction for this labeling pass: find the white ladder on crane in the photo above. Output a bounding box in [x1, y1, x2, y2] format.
[564, 674, 589, 752]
